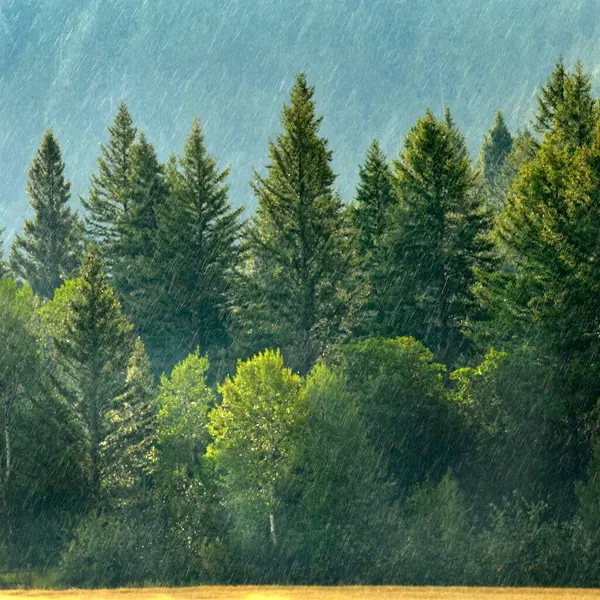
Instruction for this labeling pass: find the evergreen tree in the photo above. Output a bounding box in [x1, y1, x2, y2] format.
[0, 228, 7, 278]
[352, 139, 395, 255]
[241, 73, 349, 373]
[374, 110, 492, 365]
[9, 130, 83, 298]
[151, 118, 243, 373]
[554, 60, 595, 149]
[113, 132, 167, 336]
[83, 102, 137, 267]
[101, 338, 157, 497]
[44, 247, 133, 499]
[479, 110, 513, 187]
[535, 56, 567, 135]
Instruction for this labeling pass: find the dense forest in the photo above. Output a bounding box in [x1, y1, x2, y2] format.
[2, 58, 600, 587]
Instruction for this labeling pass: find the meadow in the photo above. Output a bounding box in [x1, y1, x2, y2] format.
[0, 588, 600, 600]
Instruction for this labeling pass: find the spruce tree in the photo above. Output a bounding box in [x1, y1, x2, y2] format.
[45, 247, 133, 499]
[113, 132, 167, 335]
[152, 118, 243, 373]
[0, 228, 7, 278]
[479, 110, 513, 187]
[101, 337, 157, 497]
[83, 102, 137, 267]
[555, 60, 595, 149]
[535, 56, 567, 135]
[241, 73, 349, 373]
[374, 110, 492, 365]
[352, 139, 395, 255]
[9, 130, 83, 298]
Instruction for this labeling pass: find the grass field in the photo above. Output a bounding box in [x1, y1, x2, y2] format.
[1, 587, 600, 600]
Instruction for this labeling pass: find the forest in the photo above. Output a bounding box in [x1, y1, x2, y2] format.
[1, 57, 600, 587]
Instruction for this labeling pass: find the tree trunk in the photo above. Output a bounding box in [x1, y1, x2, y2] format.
[269, 511, 277, 546]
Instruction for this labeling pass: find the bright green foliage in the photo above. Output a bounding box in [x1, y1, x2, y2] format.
[479, 111, 513, 188]
[152, 118, 243, 374]
[535, 56, 567, 135]
[83, 102, 137, 264]
[241, 73, 349, 373]
[9, 130, 83, 298]
[0, 280, 41, 493]
[351, 139, 395, 255]
[209, 350, 305, 548]
[43, 248, 133, 498]
[101, 338, 157, 497]
[374, 110, 493, 365]
[331, 337, 469, 495]
[155, 350, 214, 480]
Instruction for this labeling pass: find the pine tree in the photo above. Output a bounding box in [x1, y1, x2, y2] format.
[46, 247, 133, 499]
[9, 130, 83, 298]
[555, 60, 595, 149]
[479, 110, 513, 187]
[374, 110, 492, 365]
[352, 139, 395, 255]
[82, 102, 137, 267]
[0, 229, 7, 278]
[535, 56, 567, 135]
[113, 132, 167, 334]
[241, 73, 349, 373]
[101, 337, 157, 497]
[151, 118, 243, 373]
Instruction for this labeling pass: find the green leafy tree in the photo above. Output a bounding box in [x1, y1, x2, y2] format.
[282, 364, 390, 583]
[240, 73, 349, 373]
[9, 130, 83, 298]
[374, 110, 493, 365]
[330, 337, 470, 496]
[151, 118, 243, 374]
[43, 248, 133, 499]
[83, 102, 137, 266]
[208, 350, 305, 549]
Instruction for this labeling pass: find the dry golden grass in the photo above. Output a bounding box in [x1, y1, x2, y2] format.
[1, 587, 600, 600]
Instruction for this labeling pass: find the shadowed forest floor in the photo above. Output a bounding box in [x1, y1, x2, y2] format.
[1, 587, 600, 600]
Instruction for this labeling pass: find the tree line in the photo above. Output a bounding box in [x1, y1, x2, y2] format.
[2, 60, 600, 586]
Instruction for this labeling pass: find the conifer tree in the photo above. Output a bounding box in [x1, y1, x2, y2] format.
[479, 110, 513, 187]
[151, 118, 243, 373]
[352, 139, 396, 256]
[113, 132, 167, 333]
[9, 130, 83, 298]
[45, 247, 133, 499]
[101, 338, 157, 496]
[241, 73, 349, 373]
[535, 56, 567, 135]
[555, 60, 595, 149]
[83, 102, 137, 266]
[0, 228, 7, 278]
[374, 110, 492, 365]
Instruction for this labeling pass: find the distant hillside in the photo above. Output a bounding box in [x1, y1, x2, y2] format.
[1, 0, 599, 239]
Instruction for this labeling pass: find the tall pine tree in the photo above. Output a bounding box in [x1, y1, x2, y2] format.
[151, 118, 243, 374]
[45, 247, 133, 500]
[83, 102, 137, 269]
[9, 130, 83, 298]
[240, 73, 349, 373]
[374, 110, 492, 365]
[535, 56, 567, 135]
[351, 139, 396, 255]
